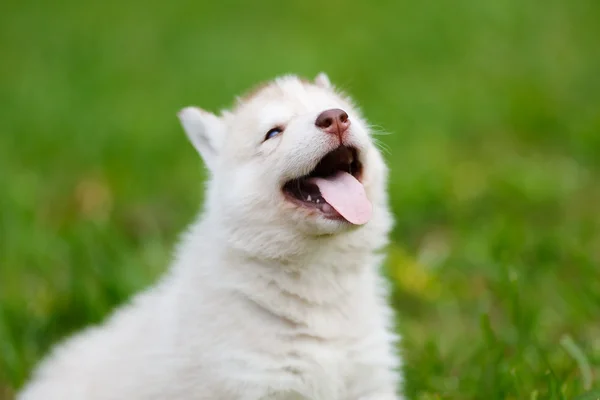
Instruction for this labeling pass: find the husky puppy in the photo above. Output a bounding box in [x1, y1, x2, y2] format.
[19, 73, 403, 399]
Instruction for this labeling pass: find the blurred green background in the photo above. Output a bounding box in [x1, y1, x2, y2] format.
[1, 0, 600, 398]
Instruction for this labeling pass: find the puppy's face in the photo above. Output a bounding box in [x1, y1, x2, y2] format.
[179, 74, 389, 238]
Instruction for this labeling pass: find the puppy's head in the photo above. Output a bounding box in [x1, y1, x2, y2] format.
[179, 74, 391, 257]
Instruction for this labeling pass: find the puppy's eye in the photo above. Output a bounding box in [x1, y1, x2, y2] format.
[265, 127, 283, 141]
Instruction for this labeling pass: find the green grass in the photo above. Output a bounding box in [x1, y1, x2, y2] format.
[1, 0, 600, 398]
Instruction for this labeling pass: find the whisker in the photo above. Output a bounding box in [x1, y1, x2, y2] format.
[367, 124, 393, 136]
[372, 138, 392, 155]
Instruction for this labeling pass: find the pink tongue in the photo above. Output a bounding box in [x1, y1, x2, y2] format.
[308, 171, 372, 225]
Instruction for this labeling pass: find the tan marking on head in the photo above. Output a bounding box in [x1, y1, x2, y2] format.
[234, 76, 315, 109]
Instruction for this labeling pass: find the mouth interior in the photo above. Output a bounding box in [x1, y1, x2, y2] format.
[282, 146, 371, 225]
[283, 146, 361, 203]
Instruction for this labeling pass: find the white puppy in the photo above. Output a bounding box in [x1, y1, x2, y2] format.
[18, 73, 403, 399]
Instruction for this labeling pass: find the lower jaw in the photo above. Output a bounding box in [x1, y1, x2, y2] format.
[284, 196, 346, 221]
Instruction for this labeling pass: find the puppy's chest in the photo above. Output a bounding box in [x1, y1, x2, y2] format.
[262, 335, 355, 400]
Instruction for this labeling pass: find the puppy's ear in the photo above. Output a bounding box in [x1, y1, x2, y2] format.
[314, 72, 332, 88]
[178, 106, 224, 172]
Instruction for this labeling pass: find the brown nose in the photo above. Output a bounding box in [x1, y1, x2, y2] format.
[315, 108, 350, 138]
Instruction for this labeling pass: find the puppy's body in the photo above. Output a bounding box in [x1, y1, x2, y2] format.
[19, 74, 403, 399]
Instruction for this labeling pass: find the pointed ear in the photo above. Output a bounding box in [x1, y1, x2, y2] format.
[178, 106, 224, 172]
[314, 72, 332, 88]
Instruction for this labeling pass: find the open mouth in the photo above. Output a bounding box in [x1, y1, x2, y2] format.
[282, 146, 372, 225]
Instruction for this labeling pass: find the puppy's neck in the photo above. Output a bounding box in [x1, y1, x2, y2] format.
[172, 208, 389, 313]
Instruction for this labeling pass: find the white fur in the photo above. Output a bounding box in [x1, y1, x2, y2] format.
[18, 73, 403, 399]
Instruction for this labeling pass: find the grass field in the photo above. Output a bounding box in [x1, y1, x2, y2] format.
[1, 0, 600, 398]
